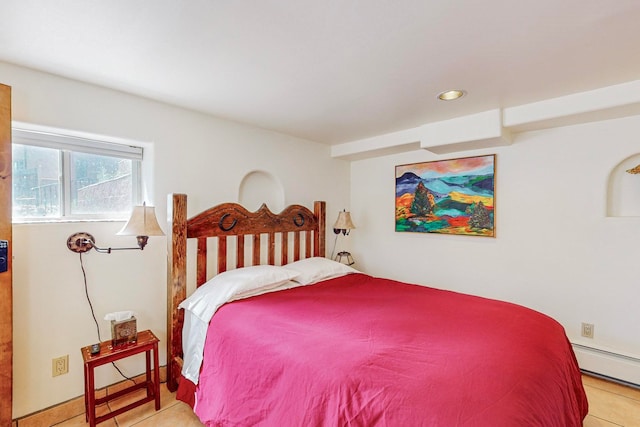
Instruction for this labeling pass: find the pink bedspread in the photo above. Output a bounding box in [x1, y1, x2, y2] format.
[179, 273, 588, 426]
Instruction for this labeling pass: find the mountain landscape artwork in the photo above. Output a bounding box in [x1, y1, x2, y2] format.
[395, 155, 495, 237]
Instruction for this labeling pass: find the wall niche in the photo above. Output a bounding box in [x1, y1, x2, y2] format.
[238, 170, 284, 213]
[607, 153, 640, 217]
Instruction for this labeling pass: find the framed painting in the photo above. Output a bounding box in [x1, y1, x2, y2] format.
[395, 154, 495, 237]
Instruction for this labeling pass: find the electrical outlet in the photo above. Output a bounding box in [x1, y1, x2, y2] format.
[581, 323, 594, 339]
[52, 355, 69, 377]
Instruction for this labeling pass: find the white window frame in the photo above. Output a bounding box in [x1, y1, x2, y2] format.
[12, 122, 144, 222]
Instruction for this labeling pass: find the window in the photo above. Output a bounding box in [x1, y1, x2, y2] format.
[12, 125, 143, 221]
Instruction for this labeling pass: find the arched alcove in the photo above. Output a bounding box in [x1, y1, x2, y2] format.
[238, 170, 285, 212]
[607, 153, 640, 217]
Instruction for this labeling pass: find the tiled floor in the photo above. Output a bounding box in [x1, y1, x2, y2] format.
[49, 380, 204, 427]
[583, 375, 640, 426]
[16, 374, 640, 426]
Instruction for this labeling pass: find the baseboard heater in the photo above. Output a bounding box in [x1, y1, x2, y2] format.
[572, 342, 640, 389]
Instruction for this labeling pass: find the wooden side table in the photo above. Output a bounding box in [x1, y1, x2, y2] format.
[81, 329, 161, 426]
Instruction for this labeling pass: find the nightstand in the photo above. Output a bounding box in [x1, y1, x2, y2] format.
[81, 329, 160, 426]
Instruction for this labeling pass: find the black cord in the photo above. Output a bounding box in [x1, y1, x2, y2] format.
[80, 253, 101, 341]
[330, 233, 339, 259]
[79, 253, 134, 382]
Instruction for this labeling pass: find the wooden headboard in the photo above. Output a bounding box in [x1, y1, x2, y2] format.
[166, 193, 326, 391]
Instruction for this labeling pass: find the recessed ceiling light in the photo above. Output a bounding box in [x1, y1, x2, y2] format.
[437, 89, 466, 101]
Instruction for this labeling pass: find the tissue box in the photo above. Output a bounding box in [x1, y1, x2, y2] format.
[111, 317, 137, 347]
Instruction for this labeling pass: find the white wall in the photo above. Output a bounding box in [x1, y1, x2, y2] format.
[351, 115, 640, 379]
[2, 61, 351, 417]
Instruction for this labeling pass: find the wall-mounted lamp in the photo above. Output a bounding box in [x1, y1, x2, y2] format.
[332, 210, 356, 265]
[333, 210, 356, 235]
[67, 203, 165, 254]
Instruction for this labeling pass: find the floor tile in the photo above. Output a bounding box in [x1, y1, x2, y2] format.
[583, 375, 640, 401]
[53, 413, 117, 427]
[127, 402, 204, 427]
[584, 383, 640, 426]
[583, 414, 623, 427]
[19, 396, 94, 427]
[111, 384, 177, 426]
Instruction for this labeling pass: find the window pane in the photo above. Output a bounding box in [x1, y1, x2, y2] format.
[70, 152, 133, 215]
[12, 126, 143, 222]
[12, 144, 61, 218]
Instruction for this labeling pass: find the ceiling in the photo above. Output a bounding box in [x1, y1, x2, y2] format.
[2, 1, 640, 145]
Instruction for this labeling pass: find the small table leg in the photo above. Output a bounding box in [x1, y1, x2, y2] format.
[153, 342, 160, 410]
[145, 350, 152, 399]
[84, 363, 89, 422]
[87, 363, 96, 427]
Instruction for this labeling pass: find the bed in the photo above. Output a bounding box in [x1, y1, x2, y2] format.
[166, 194, 588, 426]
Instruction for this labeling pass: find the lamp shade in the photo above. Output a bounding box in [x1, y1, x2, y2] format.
[333, 211, 356, 231]
[117, 204, 165, 237]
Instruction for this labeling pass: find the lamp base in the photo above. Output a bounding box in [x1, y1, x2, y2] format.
[67, 232, 95, 253]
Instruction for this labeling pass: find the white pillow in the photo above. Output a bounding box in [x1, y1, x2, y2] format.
[286, 257, 358, 286]
[179, 265, 300, 322]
